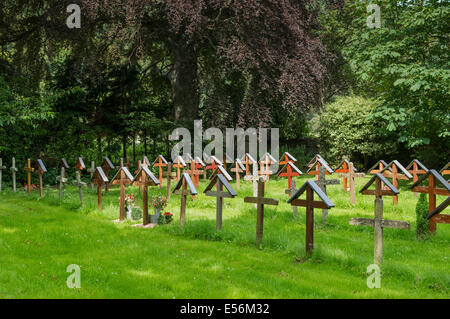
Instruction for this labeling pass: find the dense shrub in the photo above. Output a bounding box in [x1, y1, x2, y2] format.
[416, 193, 430, 240]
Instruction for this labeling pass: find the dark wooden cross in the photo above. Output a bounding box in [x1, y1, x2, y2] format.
[244, 177, 279, 246]
[111, 164, 134, 221]
[56, 166, 67, 201]
[204, 174, 237, 230]
[34, 159, 47, 198]
[124, 157, 133, 170]
[380, 160, 412, 205]
[279, 152, 297, 166]
[24, 159, 34, 194]
[152, 155, 168, 189]
[307, 156, 333, 181]
[91, 167, 109, 211]
[316, 166, 340, 222]
[10, 157, 18, 193]
[87, 161, 96, 189]
[258, 153, 277, 180]
[134, 166, 159, 225]
[288, 180, 335, 256]
[230, 159, 245, 190]
[101, 157, 115, 192]
[351, 173, 410, 264]
[241, 153, 257, 176]
[338, 162, 365, 205]
[172, 156, 186, 180]
[0, 158, 5, 192]
[222, 153, 233, 171]
[205, 156, 222, 177]
[406, 159, 428, 196]
[173, 173, 197, 226]
[277, 162, 302, 189]
[411, 170, 450, 234]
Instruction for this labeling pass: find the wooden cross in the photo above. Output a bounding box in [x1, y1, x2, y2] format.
[204, 174, 237, 230]
[101, 157, 115, 192]
[166, 163, 178, 200]
[338, 162, 365, 205]
[24, 159, 34, 194]
[134, 166, 159, 225]
[34, 159, 47, 198]
[56, 166, 67, 201]
[91, 167, 108, 211]
[427, 197, 449, 228]
[124, 157, 133, 170]
[307, 156, 333, 181]
[188, 159, 203, 189]
[277, 162, 302, 189]
[288, 180, 335, 256]
[245, 164, 267, 208]
[279, 152, 297, 166]
[173, 173, 197, 226]
[111, 165, 134, 221]
[316, 166, 339, 222]
[74, 170, 87, 208]
[259, 153, 277, 180]
[222, 153, 233, 171]
[0, 158, 5, 192]
[352, 173, 410, 264]
[244, 177, 279, 245]
[87, 161, 96, 189]
[193, 157, 205, 187]
[368, 160, 390, 190]
[334, 159, 352, 191]
[241, 153, 257, 176]
[153, 155, 168, 189]
[75, 157, 85, 176]
[230, 159, 245, 190]
[172, 156, 186, 180]
[205, 156, 222, 176]
[406, 160, 428, 196]
[306, 154, 323, 170]
[411, 170, 450, 234]
[380, 160, 412, 205]
[10, 157, 18, 193]
[285, 179, 298, 217]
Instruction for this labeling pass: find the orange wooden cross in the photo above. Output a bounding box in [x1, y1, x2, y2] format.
[440, 162, 449, 180]
[205, 155, 222, 176]
[334, 159, 355, 191]
[24, 159, 34, 194]
[230, 159, 245, 190]
[380, 160, 412, 205]
[152, 155, 168, 189]
[279, 152, 297, 166]
[241, 153, 257, 176]
[411, 170, 450, 234]
[172, 156, 186, 180]
[188, 159, 203, 189]
[74, 157, 85, 176]
[338, 162, 365, 204]
[288, 180, 335, 256]
[307, 156, 333, 181]
[277, 162, 302, 190]
[406, 159, 428, 196]
[259, 153, 277, 180]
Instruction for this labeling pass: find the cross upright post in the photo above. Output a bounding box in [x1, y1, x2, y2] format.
[316, 166, 339, 222]
[10, 158, 18, 192]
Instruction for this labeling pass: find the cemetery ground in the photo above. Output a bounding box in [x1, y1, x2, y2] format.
[0, 176, 448, 299]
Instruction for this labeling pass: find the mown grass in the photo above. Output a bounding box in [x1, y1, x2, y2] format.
[0, 174, 448, 298]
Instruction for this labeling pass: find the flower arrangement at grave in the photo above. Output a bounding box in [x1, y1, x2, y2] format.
[149, 196, 168, 223]
[158, 212, 174, 225]
[118, 195, 142, 221]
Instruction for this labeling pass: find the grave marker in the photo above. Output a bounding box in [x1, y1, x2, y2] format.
[338, 162, 365, 205]
[134, 166, 160, 225]
[230, 159, 245, 190]
[241, 153, 257, 176]
[59, 158, 69, 178]
[334, 159, 358, 191]
[172, 173, 197, 226]
[411, 170, 450, 234]
[245, 164, 267, 208]
[152, 155, 168, 189]
[10, 158, 18, 192]
[101, 157, 115, 192]
[74, 157, 85, 176]
[285, 179, 298, 217]
[244, 177, 279, 245]
[277, 162, 302, 189]
[56, 167, 67, 201]
[92, 167, 109, 211]
[24, 159, 34, 194]
[172, 156, 187, 180]
[111, 164, 134, 221]
[288, 180, 335, 256]
[351, 173, 409, 264]
[34, 159, 47, 197]
[440, 162, 449, 181]
[259, 153, 277, 180]
[307, 156, 334, 181]
[380, 160, 412, 205]
[279, 152, 297, 166]
[166, 163, 178, 200]
[193, 156, 206, 187]
[406, 159, 428, 196]
[205, 156, 222, 176]
[73, 170, 87, 208]
[204, 174, 237, 230]
[222, 153, 234, 171]
[87, 161, 96, 189]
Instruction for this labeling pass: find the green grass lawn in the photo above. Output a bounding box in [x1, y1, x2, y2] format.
[0, 174, 448, 298]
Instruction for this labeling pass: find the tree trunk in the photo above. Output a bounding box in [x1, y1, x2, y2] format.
[144, 130, 147, 155]
[170, 36, 199, 125]
[122, 134, 127, 159]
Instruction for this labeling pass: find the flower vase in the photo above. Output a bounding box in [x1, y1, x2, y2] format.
[126, 204, 133, 220]
[151, 208, 161, 224]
